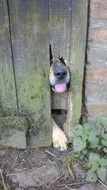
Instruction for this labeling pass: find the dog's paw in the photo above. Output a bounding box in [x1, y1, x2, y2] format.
[52, 124, 67, 151]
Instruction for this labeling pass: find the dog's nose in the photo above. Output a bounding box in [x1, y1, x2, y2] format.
[54, 70, 67, 79]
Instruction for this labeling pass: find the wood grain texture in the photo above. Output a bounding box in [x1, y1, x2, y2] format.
[67, 0, 89, 136]
[49, 0, 72, 110]
[8, 0, 51, 147]
[51, 92, 68, 110]
[0, 0, 17, 115]
[49, 0, 72, 58]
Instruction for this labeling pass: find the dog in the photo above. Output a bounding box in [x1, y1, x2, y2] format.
[49, 56, 70, 151]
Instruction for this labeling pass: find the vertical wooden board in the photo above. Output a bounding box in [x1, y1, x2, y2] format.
[49, 0, 72, 59]
[8, 0, 51, 147]
[0, 0, 17, 115]
[49, 0, 72, 110]
[67, 0, 88, 135]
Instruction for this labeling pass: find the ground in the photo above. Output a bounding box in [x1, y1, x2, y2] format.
[0, 147, 106, 190]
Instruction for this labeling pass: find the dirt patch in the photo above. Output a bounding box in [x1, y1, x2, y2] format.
[0, 147, 105, 190]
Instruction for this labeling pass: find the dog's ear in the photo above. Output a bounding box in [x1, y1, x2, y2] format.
[58, 56, 66, 65]
[59, 55, 63, 58]
[58, 55, 63, 60]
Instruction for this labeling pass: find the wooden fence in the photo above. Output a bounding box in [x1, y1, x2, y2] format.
[0, 0, 88, 148]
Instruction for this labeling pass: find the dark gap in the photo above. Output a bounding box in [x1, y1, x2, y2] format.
[52, 109, 67, 115]
[49, 44, 53, 64]
[52, 109, 67, 130]
[7, 0, 19, 114]
[80, 0, 90, 124]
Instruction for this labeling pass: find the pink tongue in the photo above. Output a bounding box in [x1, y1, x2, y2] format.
[54, 83, 67, 93]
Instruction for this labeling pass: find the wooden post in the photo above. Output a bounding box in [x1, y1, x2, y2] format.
[0, 0, 17, 115]
[8, 0, 51, 147]
[66, 0, 88, 138]
[49, 0, 88, 138]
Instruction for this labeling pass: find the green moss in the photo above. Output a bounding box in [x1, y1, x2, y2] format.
[72, 94, 82, 126]
[0, 60, 17, 115]
[0, 116, 28, 133]
[61, 151, 80, 164]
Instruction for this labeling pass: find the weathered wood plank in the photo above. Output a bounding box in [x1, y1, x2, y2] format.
[51, 93, 68, 110]
[8, 0, 51, 147]
[0, 0, 17, 115]
[67, 0, 89, 136]
[49, 0, 72, 110]
[49, 0, 72, 58]
[0, 116, 28, 148]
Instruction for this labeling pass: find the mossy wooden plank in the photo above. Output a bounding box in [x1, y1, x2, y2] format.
[0, 0, 17, 115]
[0, 116, 28, 148]
[49, 0, 72, 110]
[67, 0, 88, 137]
[8, 0, 51, 147]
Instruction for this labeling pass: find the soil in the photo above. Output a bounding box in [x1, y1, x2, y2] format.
[0, 147, 106, 190]
[0, 146, 87, 190]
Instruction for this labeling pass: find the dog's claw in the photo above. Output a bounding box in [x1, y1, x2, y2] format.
[52, 121, 67, 151]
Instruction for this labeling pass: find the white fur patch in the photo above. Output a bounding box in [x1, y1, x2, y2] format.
[52, 119, 67, 151]
[49, 72, 56, 86]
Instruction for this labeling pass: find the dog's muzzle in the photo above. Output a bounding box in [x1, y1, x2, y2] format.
[49, 59, 70, 93]
[49, 70, 70, 93]
[52, 69, 68, 93]
[54, 70, 67, 80]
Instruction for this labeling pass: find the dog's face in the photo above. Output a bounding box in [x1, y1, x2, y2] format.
[49, 57, 70, 93]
